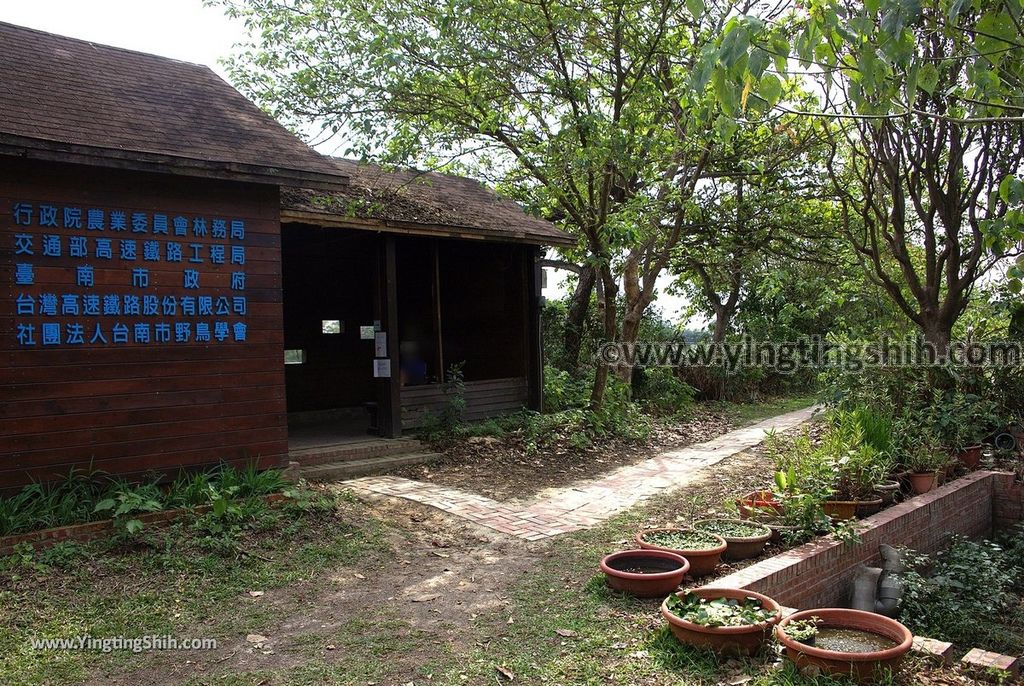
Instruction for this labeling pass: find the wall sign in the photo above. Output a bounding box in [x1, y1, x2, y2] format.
[9, 200, 248, 347]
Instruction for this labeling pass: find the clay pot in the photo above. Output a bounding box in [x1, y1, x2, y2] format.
[692, 519, 772, 561]
[776, 608, 913, 684]
[635, 528, 727, 578]
[873, 481, 900, 506]
[752, 518, 796, 544]
[600, 550, 690, 598]
[823, 500, 858, 521]
[956, 445, 983, 471]
[855, 497, 884, 518]
[908, 471, 937, 495]
[661, 587, 781, 656]
[735, 490, 783, 518]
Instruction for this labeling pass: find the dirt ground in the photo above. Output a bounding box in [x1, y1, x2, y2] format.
[395, 406, 736, 501]
[80, 437, 788, 686]
[79, 494, 540, 686]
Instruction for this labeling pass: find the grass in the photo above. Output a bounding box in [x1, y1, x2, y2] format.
[0, 488, 379, 686]
[722, 394, 819, 425]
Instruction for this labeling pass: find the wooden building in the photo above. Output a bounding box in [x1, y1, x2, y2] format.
[0, 23, 572, 489]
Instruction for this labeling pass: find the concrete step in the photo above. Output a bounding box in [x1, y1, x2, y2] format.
[296, 451, 443, 481]
[288, 437, 425, 467]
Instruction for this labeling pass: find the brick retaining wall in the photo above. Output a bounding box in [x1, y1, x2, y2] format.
[715, 471, 1017, 608]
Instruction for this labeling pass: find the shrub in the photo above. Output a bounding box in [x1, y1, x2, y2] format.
[898, 531, 1024, 654]
[633, 367, 695, 417]
[0, 464, 288, 537]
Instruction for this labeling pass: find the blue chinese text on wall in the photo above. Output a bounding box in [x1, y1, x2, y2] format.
[10, 201, 248, 347]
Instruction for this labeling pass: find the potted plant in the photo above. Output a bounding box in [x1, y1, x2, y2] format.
[776, 608, 913, 684]
[872, 479, 901, 506]
[904, 441, 947, 495]
[599, 549, 690, 598]
[744, 505, 797, 543]
[784, 616, 821, 646]
[823, 421, 890, 519]
[661, 588, 781, 656]
[735, 489, 783, 518]
[692, 518, 772, 560]
[635, 528, 727, 578]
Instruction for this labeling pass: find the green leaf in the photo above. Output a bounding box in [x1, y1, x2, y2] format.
[93, 499, 115, 513]
[917, 63, 939, 93]
[760, 73, 783, 106]
[686, 0, 704, 19]
[748, 47, 770, 79]
[715, 115, 738, 142]
[1000, 175, 1024, 204]
[976, 12, 1016, 61]
[125, 519, 144, 535]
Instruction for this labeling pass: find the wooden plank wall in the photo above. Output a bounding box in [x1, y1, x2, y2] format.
[400, 377, 528, 428]
[0, 159, 287, 488]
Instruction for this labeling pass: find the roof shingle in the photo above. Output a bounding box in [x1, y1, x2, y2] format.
[0, 21, 346, 189]
[282, 158, 576, 247]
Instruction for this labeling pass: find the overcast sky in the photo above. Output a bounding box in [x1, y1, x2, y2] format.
[1, 0, 695, 326]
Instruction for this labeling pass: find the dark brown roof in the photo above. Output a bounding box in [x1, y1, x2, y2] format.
[282, 158, 576, 247]
[0, 22, 346, 189]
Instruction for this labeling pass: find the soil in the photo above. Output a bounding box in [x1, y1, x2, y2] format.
[82, 495, 542, 686]
[394, 406, 736, 501]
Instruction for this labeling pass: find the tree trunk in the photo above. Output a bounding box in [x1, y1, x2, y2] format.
[590, 264, 618, 409]
[712, 305, 731, 344]
[563, 265, 596, 371]
[921, 316, 952, 361]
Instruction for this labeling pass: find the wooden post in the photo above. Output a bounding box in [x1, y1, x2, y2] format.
[526, 245, 544, 411]
[432, 239, 444, 381]
[380, 235, 402, 437]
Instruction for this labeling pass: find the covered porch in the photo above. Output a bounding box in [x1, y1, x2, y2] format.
[279, 157, 573, 449]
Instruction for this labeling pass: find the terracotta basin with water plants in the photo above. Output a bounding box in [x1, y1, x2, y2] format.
[776, 608, 913, 684]
[599, 549, 690, 598]
[660, 587, 781, 656]
[692, 518, 772, 560]
[635, 528, 727, 578]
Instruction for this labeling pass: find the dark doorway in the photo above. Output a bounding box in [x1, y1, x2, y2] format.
[281, 225, 381, 441]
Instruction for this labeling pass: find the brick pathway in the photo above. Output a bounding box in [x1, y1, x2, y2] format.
[343, 406, 817, 541]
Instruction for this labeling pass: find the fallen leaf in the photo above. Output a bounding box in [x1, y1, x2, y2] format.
[247, 591, 264, 597]
[354, 573, 366, 580]
[430, 551, 450, 558]
[495, 665, 515, 681]
[245, 634, 268, 644]
[554, 629, 577, 638]
[326, 644, 336, 651]
[411, 593, 442, 602]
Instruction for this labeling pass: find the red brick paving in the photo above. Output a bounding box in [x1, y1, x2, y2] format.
[343, 406, 817, 540]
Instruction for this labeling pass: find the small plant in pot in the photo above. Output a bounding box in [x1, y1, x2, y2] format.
[635, 528, 727, 578]
[785, 616, 821, 646]
[904, 440, 947, 495]
[822, 427, 889, 520]
[745, 504, 796, 543]
[692, 518, 772, 560]
[661, 588, 781, 656]
[873, 479, 901, 506]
